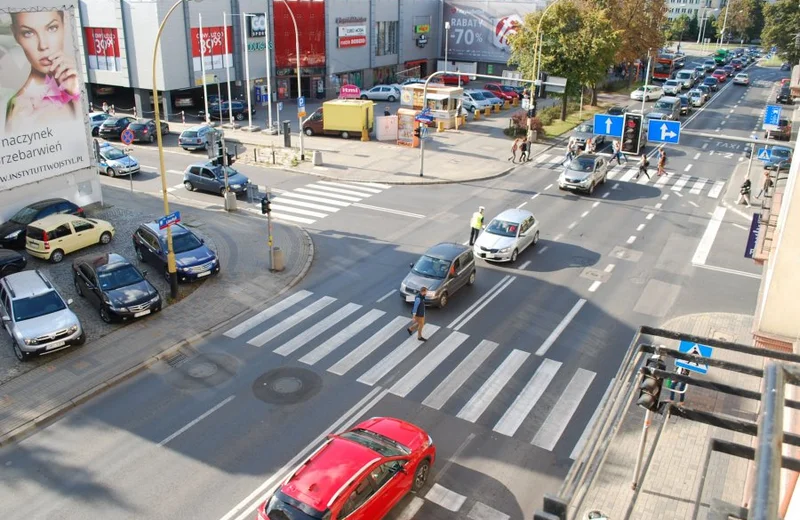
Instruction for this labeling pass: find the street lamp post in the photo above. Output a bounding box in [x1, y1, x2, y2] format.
[199, 13, 211, 125]
[718, 2, 732, 48]
[223, 11, 234, 127]
[444, 21, 450, 73]
[641, 49, 652, 114]
[280, 0, 305, 161]
[241, 13, 257, 131]
[152, 0, 201, 298]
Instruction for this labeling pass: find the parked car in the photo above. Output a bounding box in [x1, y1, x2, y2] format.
[97, 143, 140, 177]
[781, 62, 791, 71]
[25, 215, 115, 264]
[0, 269, 85, 361]
[98, 116, 137, 139]
[73, 253, 162, 323]
[711, 69, 728, 82]
[204, 100, 255, 121]
[662, 80, 682, 96]
[126, 119, 169, 143]
[703, 76, 720, 91]
[606, 105, 628, 116]
[761, 146, 793, 170]
[678, 95, 692, 115]
[776, 86, 793, 104]
[89, 112, 111, 136]
[399, 242, 475, 308]
[183, 162, 250, 196]
[132, 222, 220, 282]
[461, 90, 493, 112]
[438, 72, 469, 85]
[479, 90, 504, 108]
[630, 85, 663, 101]
[0, 199, 84, 250]
[178, 125, 213, 151]
[360, 85, 401, 102]
[558, 154, 609, 195]
[0, 249, 26, 278]
[473, 209, 539, 263]
[572, 122, 606, 149]
[733, 73, 750, 86]
[688, 89, 705, 107]
[766, 118, 792, 141]
[484, 83, 519, 100]
[257, 417, 436, 520]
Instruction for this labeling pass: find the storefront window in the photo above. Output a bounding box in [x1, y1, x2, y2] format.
[375, 21, 398, 56]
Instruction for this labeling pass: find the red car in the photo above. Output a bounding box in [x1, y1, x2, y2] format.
[484, 83, 519, 100]
[438, 72, 470, 85]
[258, 417, 435, 520]
[711, 69, 727, 82]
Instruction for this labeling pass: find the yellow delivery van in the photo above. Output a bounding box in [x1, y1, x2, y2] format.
[302, 99, 374, 139]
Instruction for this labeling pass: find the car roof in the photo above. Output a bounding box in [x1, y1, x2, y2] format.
[143, 221, 190, 237]
[183, 125, 209, 132]
[2, 270, 54, 298]
[26, 198, 69, 210]
[76, 252, 128, 271]
[27, 213, 85, 229]
[425, 242, 469, 260]
[280, 436, 382, 512]
[493, 208, 535, 223]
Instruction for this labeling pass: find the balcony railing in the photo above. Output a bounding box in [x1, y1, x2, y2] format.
[753, 164, 790, 264]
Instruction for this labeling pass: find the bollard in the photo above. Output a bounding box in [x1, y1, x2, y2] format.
[503, 100, 510, 110]
[272, 247, 285, 271]
[493, 104, 500, 113]
[361, 128, 369, 141]
[484, 107, 492, 117]
[437, 120, 445, 132]
[512, 98, 519, 107]
[461, 115, 467, 125]
[312, 150, 323, 165]
[282, 121, 291, 147]
[182, 110, 185, 124]
[474, 109, 481, 120]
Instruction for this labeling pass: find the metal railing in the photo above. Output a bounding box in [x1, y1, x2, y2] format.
[757, 163, 791, 257]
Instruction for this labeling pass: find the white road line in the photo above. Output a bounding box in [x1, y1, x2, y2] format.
[224, 290, 312, 338]
[693, 152, 701, 160]
[295, 187, 361, 202]
[248, 296, 337, 347]
[356, 325, 439, 384]
[280, 191, 351, 207]
[273, 303, 362, 356]
[568, 221, 577, 229]
[167, 169, 183, 174]
[448, 276, 512, 330]
[271, 213, 316, 225]
[581, 211, 589, 218]
[663, 191, 670, 198]
[535, 299, 587, 356]
[602, 192, 610, 198]
[646, 213, 654, 220]
[619, 168, 638, 182]
[493, 359, 561, 437]
[588, 281, 602, 292]
[702, 142, 709, 149]
[672, 174, 691, 191]
[389, 331, 469, 397]
[457, 349, 529, 422]
[691, 206, 726, 266]
[684, 164, 693, 172]
[468, 502, 510, 520]
[422, 340, 499, 410]
[733, 223, 748, 230]
[537, 245, 549, 254]
[715, 126, 721, 131]
[519, 260, 531, 269]
[545, 183, 553, 190]
[347, 181, 392, 189]
[674, 192, 684, 198]
[328, 316, 409, 375]
[730, 108, 735, 113]
[689, 201, 699, 207]
[273, 197, 341, 213]
[517, 201, 528, 209]
[604, 263, 615, 273]
[395, 497, 425, 520]
[654, 202, 663, 209]
[531, 193, 541, 200]
[627, 235, 637, 244]
[636, 224, 645, 232]
[300, 309, 385, 366]
[708, 181, 725, 199]
[553, 233, 563, 241]
[425, 483, 467, 512]
[533, 153, 552, 164]
[548, 155, 564, 166]
[376, 289, 397, 303]
[693, 263, 761, 279]
[592, 201, 600, 208]
[636, 173, 650, 185]
[690, 178, 707, 195]
[352, 203, 425, 218]
[309, 184, 375, 198]
[270, 203, 327, 219]
[532, 368, 597, 451]
[316, 180, 382, 194]
[655, 174, 670, 188]
[159, 395, 235, 447]
[570, 378, 615, 460]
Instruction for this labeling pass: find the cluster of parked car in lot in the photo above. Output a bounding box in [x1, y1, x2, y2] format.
[0, 198, 220, 361]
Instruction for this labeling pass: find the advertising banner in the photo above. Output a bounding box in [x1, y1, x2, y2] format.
[191, 25, 234, 72]
[0, 2, 92, 191]
[84, 27, 121, 72]
[442, 1, 546, 63]
[247, 13, 267, 38]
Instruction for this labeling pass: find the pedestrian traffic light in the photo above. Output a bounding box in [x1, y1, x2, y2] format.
[413, 125, 422, 138]
[261, 196, 271, 215]
[621, 113, 643, 155]
[637, 354, 666, 412]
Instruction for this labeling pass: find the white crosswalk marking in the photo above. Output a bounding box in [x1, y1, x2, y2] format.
[636, 172, 650, 184]
[248, 296, 337, 347]
[671, 174, 691, 191]
[425, 484, 467, 512]
[269, 213, 316, 224]
[300, 309, 385, 366]
[357, 325, 442, 386]
[280, 191, 351, 207]
[295, 187, 362, 202]
[690, 178, 707, 194]
[571, 378, 615, 460]
[619, 168, 638, 182]
[422, 340, 499, 410]
[457, 349, 529, 423]
[272, 197, 341, 213]
[270, 204, 327, 219]
[654, 174, 670, 187]
[468, 502, 510, 520]
[224, 290, 312, 338]
[389, 331, 469, 398]
[273, 303, 362, 356]
[548, 155, 564, 166]
[533, 153, 552, 165]
[394, 497, 425, 520]
[708, 180, 725, 198]
[316, 180, 382, 194]
[605, 166, 622, 180]
[493, 358, 561, 437]
[308, 184, 372, 198]
[532, 368, 596, 451]
[328, 316, 409, 375]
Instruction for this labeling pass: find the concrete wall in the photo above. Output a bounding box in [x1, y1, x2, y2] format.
[78, 0, 130, 88]
[400, 0, 439, 65]
[327, 1, 371, 75]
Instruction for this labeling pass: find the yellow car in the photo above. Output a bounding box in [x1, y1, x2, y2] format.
[26, 214, 115, 263]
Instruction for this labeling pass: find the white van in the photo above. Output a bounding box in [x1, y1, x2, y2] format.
[674, 69, 695, 90]
[652, 97, 681, 120]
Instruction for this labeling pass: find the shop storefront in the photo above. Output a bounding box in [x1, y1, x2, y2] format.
[373, 65, 397, 84]
[273, 0, 326, 99]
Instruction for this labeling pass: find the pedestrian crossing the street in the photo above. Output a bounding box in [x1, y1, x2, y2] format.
[222, 290, 600, 452]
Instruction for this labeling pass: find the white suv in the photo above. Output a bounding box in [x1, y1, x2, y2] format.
[0, 270, 84, 361]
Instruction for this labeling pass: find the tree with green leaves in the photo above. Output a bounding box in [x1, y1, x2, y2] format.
[761, 0, 800, 63]
[666, 14, 691, 42]
[719, 0, 765, 44]
[508, 1, 621, 120]
[688, 13, 699, 41]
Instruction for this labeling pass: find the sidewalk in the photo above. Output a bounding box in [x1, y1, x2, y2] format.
[577, 312, 759, 520]
[0, 187, 314, 446]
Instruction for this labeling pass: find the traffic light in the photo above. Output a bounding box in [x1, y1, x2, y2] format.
[637, 354, 666, 412]
[413, 125, 422, 139]
[621, 113, 643, 155]
[260, 196, 271, 215]
[527, 102, 537, 118]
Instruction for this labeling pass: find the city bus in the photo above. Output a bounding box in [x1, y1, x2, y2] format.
[653, 55, 678, 81]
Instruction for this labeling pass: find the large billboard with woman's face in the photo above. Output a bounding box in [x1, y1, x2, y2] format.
[0, 2, 91, 192]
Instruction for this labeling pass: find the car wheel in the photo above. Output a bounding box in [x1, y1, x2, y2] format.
[99, 307, 112, 324]
[388, 95, 396, 102]
[360, 95, 368, 100]
[304, 128, 314, 136]
[438, 291, 449, 309]
[74, 332, 86, 346]
[219, 187, 227, 196]
[533, 231, 540, 245]
[106, 167, 116, 177]
[588, 182, 595, 196]
[135, 247, 144, 262]
[13, 341, 29, 362]
[50, 249, 65, 264]
[149, 134, 155, 143]
[92, 127, 99, 136]
[510, 249, 518, 263]
[467, 270, 476, 286]
[74, 276, 84, 297]
[412, 459, 431, 492]
[99, 231, 113, 245]
[602, 171, 608, 184]
[235, 113, 245, 121]
[184, 181, 195, 191]
[341, 131, 350, 139]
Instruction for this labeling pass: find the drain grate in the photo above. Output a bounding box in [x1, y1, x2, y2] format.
[165, 350, 188, 368]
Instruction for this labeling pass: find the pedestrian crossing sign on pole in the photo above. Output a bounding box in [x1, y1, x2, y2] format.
[675, 340, 713, 375]
[757, 148, 772, 161]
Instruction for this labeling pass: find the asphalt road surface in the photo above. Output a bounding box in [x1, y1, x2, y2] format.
[0, 56, 783, 520]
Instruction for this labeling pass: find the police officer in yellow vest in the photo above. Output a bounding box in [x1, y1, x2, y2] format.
[469, 206, 485, 246]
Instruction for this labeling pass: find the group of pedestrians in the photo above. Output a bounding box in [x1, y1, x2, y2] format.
[634, 147, 668, 180]
[737, 169, 774, 207]
[508, 137, 531, 163]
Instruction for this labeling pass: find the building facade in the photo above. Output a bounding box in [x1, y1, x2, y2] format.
[665, 0, 726, 20]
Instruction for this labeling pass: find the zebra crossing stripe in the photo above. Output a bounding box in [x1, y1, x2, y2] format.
[654, 174, 670, 187]
[328, 316, 409, 375]
[357, 325, 442, 386]
[247, 296, 337, 347]
[270, 203, 327, 219]
[272, 197, 341, 213]
[533, 153, 552, 164]
[394, 497, 425, 520]
[280, 191, 351, 207]
[295, 187, 362, 202]
[273, 303, 362, 357]
[532, 368, 596, 451]
[224, 290, 312, 338]
[606, 165, 624, 180]
[457, 349, 529, 423]
[348, 181, 392, 189]
[493, 358, 561, 437]
[422, 340, 499, 410]
[671, 174, 691, 191]
[316, 181, 382, 194]
[690, 178, 707, 195]
[271, 213, 316, 224]
[468, 502, 510, 520]
[308, 184, 374, 198]
[299, 309, 385, 366]
[425, 484, 467, 512]
[389, 331, 469, 398]
[708, 180, 725, 199]
[619, 168, 638, 182]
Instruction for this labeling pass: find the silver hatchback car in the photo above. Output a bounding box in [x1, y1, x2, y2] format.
[473, 208, 540, 263]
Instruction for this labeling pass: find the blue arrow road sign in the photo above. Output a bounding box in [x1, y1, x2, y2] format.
[297, 96, 305, 109]
[158, 211, 181, 230]
[592, 114, 624, 137]
[757, 147, 772, 161]
[764, 105, 781, 128]
[676, 340, 713, 375]
[647, 119, 681, 144]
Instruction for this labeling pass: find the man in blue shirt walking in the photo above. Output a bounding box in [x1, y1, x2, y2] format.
[407, 287, 428, 341]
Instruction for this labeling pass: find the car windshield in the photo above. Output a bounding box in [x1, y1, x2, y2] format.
[576, 124, 593, 133]
[266, 492, 326, 520]
[172, 232, 203, 254]
[654, 101, 673, 109]
[665, 81, 679, 86]
[470, 92, 485, 100]
[103, 118, 120, 125]
[98, 265, 144, 291]
[411, 254, 451, 279]
[182, 131, 198, 138]
[773, 149, 791, 158]
[12, 291, 65, 321]
[103, 148, 126, 160]
[10, 206, 41, 225]
[653, 62, 671, 74]
[569, 157, 596, 172]
[486, 219, 519, 238]
[704, 78, 716, 83]
[339, 429, 410, 457]
[501, 85, 516, 92]
[483, 91, 497, 98]
[128, 124, 145, 130]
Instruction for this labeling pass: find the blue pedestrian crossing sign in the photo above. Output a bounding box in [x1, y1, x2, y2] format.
[757, 148, 772, 161]
[675, 340, 713, 375]
[647, 119, 681, 144]
[593, 114, 624, 137]
[764, 105, 781, 128]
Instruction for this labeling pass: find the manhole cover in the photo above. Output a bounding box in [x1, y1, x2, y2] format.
[253, 367, 322, 405]
[188, 361, 218, 379]
[161, 351, 240, 391]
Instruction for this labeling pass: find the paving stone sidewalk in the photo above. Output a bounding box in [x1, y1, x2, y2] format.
[0, 186, 313, 446]
[577, 312, 760, 520]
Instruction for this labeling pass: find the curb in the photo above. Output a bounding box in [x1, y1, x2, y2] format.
[0, 226, 315, 448]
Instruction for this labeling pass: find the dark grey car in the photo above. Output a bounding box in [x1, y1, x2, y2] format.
[572, 123, 606, 149]
[399, 243, 476, 308]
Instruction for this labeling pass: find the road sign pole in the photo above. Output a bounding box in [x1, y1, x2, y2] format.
[746, 137, 757, 187]
[632, 407, 652, 490]
[127, 147, 134, 194]
[267, 188, 274, 270]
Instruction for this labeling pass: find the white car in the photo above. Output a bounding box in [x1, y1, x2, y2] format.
[462, 90, 493, 112]
[89, 112, 111, 136]
[360, 85, 401, 102]
[733, 73, 750, 85]
[687, 89, 705, 107]
[630, 85, 664, 101]
[663, 80, 682, 96]
[473, 208, 539, 263]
